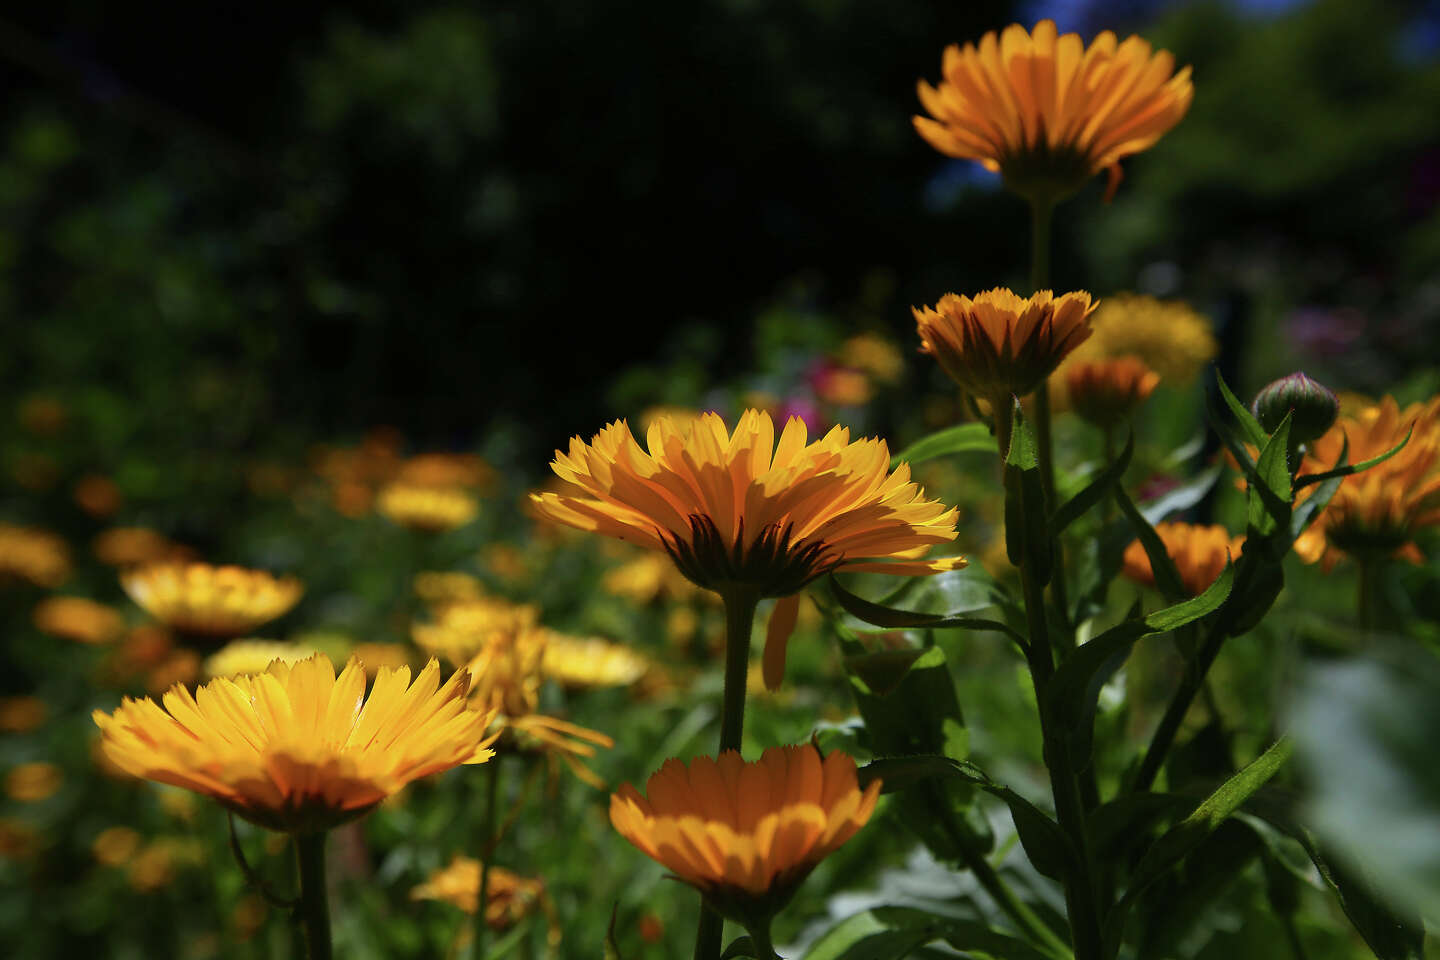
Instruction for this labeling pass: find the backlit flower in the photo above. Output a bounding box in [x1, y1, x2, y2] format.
[915, 288, 1096, 402]
[1122, 522, 1242, 597]
[396, 453, 495, 491]
[0, 525, 70, 588]
[93, 826, 142, 867]
[6, 762, 63, 802]
[1065, 355, 1160, 428]
[33, 596, 125, 644]
[1294, 396, 1440, 568]
[1053, 293, 1216, 392]
[121, 562, 303, 641]
[411, 857, 547, 928]
[413, 598, 541, 668]
[203, 640, 318, 678]
[92, 653, 497, 832]
[414, 570, 486, 608]
[610, 745, 880, 925]
[541, 636, 650, 689]
[914, 19, 1193, 201]
[377, 483, 479, 532]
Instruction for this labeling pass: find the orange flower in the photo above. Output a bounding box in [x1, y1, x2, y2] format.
[93, 527, 189, 568]
[1295, 396, 1440, 568]
[1065, 355, 1160, 428]
[914, 20, 1193, 201]
[914, 288, 1096, 402]
[0, 525, 70, 588]
[121, 562, 303, 640]
[33, 596, 125, 644]
[411, 857, 547, 928]
[93, 654, 497, 832]
[611, 745, 879, 926]
[1122, 522, 1242, 597]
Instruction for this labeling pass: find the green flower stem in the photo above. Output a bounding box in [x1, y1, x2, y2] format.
[473, 755, 504, 960]
[1357, 555, 1379, 634]
[694, 587, 761, 960]
[1130, 624, 1226, 796]
[294, 832, 332, 960]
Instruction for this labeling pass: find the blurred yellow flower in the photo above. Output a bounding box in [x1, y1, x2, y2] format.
[93, 653, 497, 832]
[377, 483, 479, 532]
[0, 525, 70, 588]
[203, 639, 318, 678]
[914, 19, 1193, 201]
[121, 562, 303, 641]
[411, 857, 547, 929]
[1065, 355, 1160, 428]
[6, 762, 63, 802]
[347, 642, 414, 676]
[93, 527, 188, 568]
[33, 596, 125, 645]
[541, 636, 649, 689]
[414, 598, 541, 668]
[610, 746, 880, 919]
[73, 474, 123, 518]
[841, 333, 905, 383]
[92, 826, 142, 866]
[602, 551, 703, 605]
[414, 570, 486, 608]
[127, 838, 205, 893]
[1054, 293, 1217, 391]
[0, 696, 46, 733]
[915, 288, 1096, 402]
[1122, 522, 1243, 597]
[1295, 396, 1440, 568]
[480, 543, 530, 585]
[396, 453, 495, 491]
[815, 368, 873, 408]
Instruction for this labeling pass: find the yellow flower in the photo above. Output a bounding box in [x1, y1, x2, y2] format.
[121, 562, 303, 641]
[414, 570, 486, 608]
[73, 474, 123, 518]
[92, 653, 497, 832]
[0, 696, 46, 733]
[840, 333, 905, 384]
[93, 826, 142, 866]
[346, 642, 415, 677]
[32, 596, 125, 644]
[1122, 522, 1242, 597]
[610, 745, 880, 923]
[411, 857, 547, 929]
[0, 525, 70, 588]
[413, 598, 541, 668]
[93, 527, 187, 568]
[396, 453, 495, 490]
[602, 551, 704, 605]
[6, 762, 63, 802]
[1054, 293, 1216, 391]
[377, 483, 479, 532]
[1064, 355, 1160, 428]
[1295, 396, 1440, 568]
[203, 640, 318, 678]
[914, 19, 1193, 201]
[914, 288, 1096, 402]
[541, 636, 649, 689]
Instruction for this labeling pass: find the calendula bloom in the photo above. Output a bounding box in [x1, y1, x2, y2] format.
[121, 562, 303, 640]
[602, 551, 705, 605]
[0, 525, 70, 588]
[6, 762, 63, 802]
[92, 653, 497, 832]
[346, 642, 414, 676]
[376, 483, 479, 532]
[533, 410, 964, 687]
[413, 598, 541, 668]
[92, 826, 142, 867]
[841, 333, 905, 383]
[33, 596, 125, 644]
[914, 19, 1193, 201]
[1065, 355, 1160, 428]
[610, 745, 881, 925]
[203, 640, 318, 678]
[1122, 522, 1243, 597]
[542, 636, 650, 689]
[414, 570, 486, 608]
[1053, 294, 1216, 393]
[1294, 396, 1440, 568]
[93, 527, 187, 568]
[915, 288, 1097, 402]
[412, 857, 548, 928]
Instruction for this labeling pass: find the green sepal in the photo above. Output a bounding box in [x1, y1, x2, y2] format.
[1003, 398, 1051, 584]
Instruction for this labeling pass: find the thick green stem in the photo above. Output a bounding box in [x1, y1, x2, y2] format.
[1029, 197, 1054, 295]
[473, 756, 503, 960]
[294, 832, 332, 960]
[694, 588, 761, 960]
[1131, 626, 1226, 795]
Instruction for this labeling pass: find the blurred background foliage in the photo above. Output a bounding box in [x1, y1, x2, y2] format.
[1, 0, 1438, 957]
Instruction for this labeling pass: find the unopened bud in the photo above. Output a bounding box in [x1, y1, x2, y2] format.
[1251, 372, 1338, 444]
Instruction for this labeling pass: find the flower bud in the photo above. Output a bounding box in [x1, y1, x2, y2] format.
[1251, 372, 1339, 444]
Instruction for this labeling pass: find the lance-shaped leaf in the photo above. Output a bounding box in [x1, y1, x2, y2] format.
[1140, 463, 1223, 527]
[1215, 369, 1269, 448]
[1114, 484, 1188, 604]
[1294, 426, 1412, 490]
[1050, 430, 1134, 536]
[1247, 411, 1294, 536]
[889, 422, 996, 470]
[829, 575, 1026, 653]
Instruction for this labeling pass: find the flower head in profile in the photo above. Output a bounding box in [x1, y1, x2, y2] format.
[541, 636, 650, 689]
[33, 596, 125, 645]
[915, 288, 1096, 402]
[92, 653, 497, 832]
[121, 562, 303, 641]
[1122, 522, 1243, 597]
[93, 528, 189, 568]
[413, 598, 541, 668]
[376, 483, 479, 533]
[1065, 355, 1160, 428]
[610, 745, 880, 929]
[411, 857, 549, 930]
[1053, 293, 1216, 392]
[0, 525, 70, 588]
[1294, 396, 1440, 568]
[914, 20, 1193, 202]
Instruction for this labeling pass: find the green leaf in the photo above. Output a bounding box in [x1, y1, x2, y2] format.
[1294, 426, 1412, 490]
[1215, 369, 1268, 448]
[1139, 464, 1223, 527]
[889, 422, 996, 470]
[1050, 430, 1134, 536]
[938, 920, 1061, 960]
[800, 909, 942, 960]
[1247, 410, 1294, 536]
[720, 936, 762, 959]
[1003, 398, 1050, 584]
[1047, 564, 1234, 762]
[1108, 737, 1293, 942]
[1114, 484, 1187, 604]
[829, 575, 1026, 651]
[1005, 397, 1038, 471]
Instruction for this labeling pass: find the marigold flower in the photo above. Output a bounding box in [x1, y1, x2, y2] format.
[841, 333, 905, 383]
[0, 525, 70, 588]
[411, 857, 547, 928]
[1122, 522, 1243, 597]
[377, 483, 479, 532]
[32, 596, 125, 644]
[414, 598, 541, 668]
[914, 19, 1193, 201]
[915, 288, 1096, 402]
[121, 562, 303, 641]
[93, 826, 142, 866]
[414, 570, 486, 608]
[1294, 396, 1440, 568]
[203, 640, 318, 678]
[92, 653, 497, 832]
[610, 745, 880, 925]
[6, 762, 63, 802]
[541, 636, 650, 689]
[602, 551, 704, 605]
[1065, 355, 1160, 428]
[1054, 293, 1216, 391]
